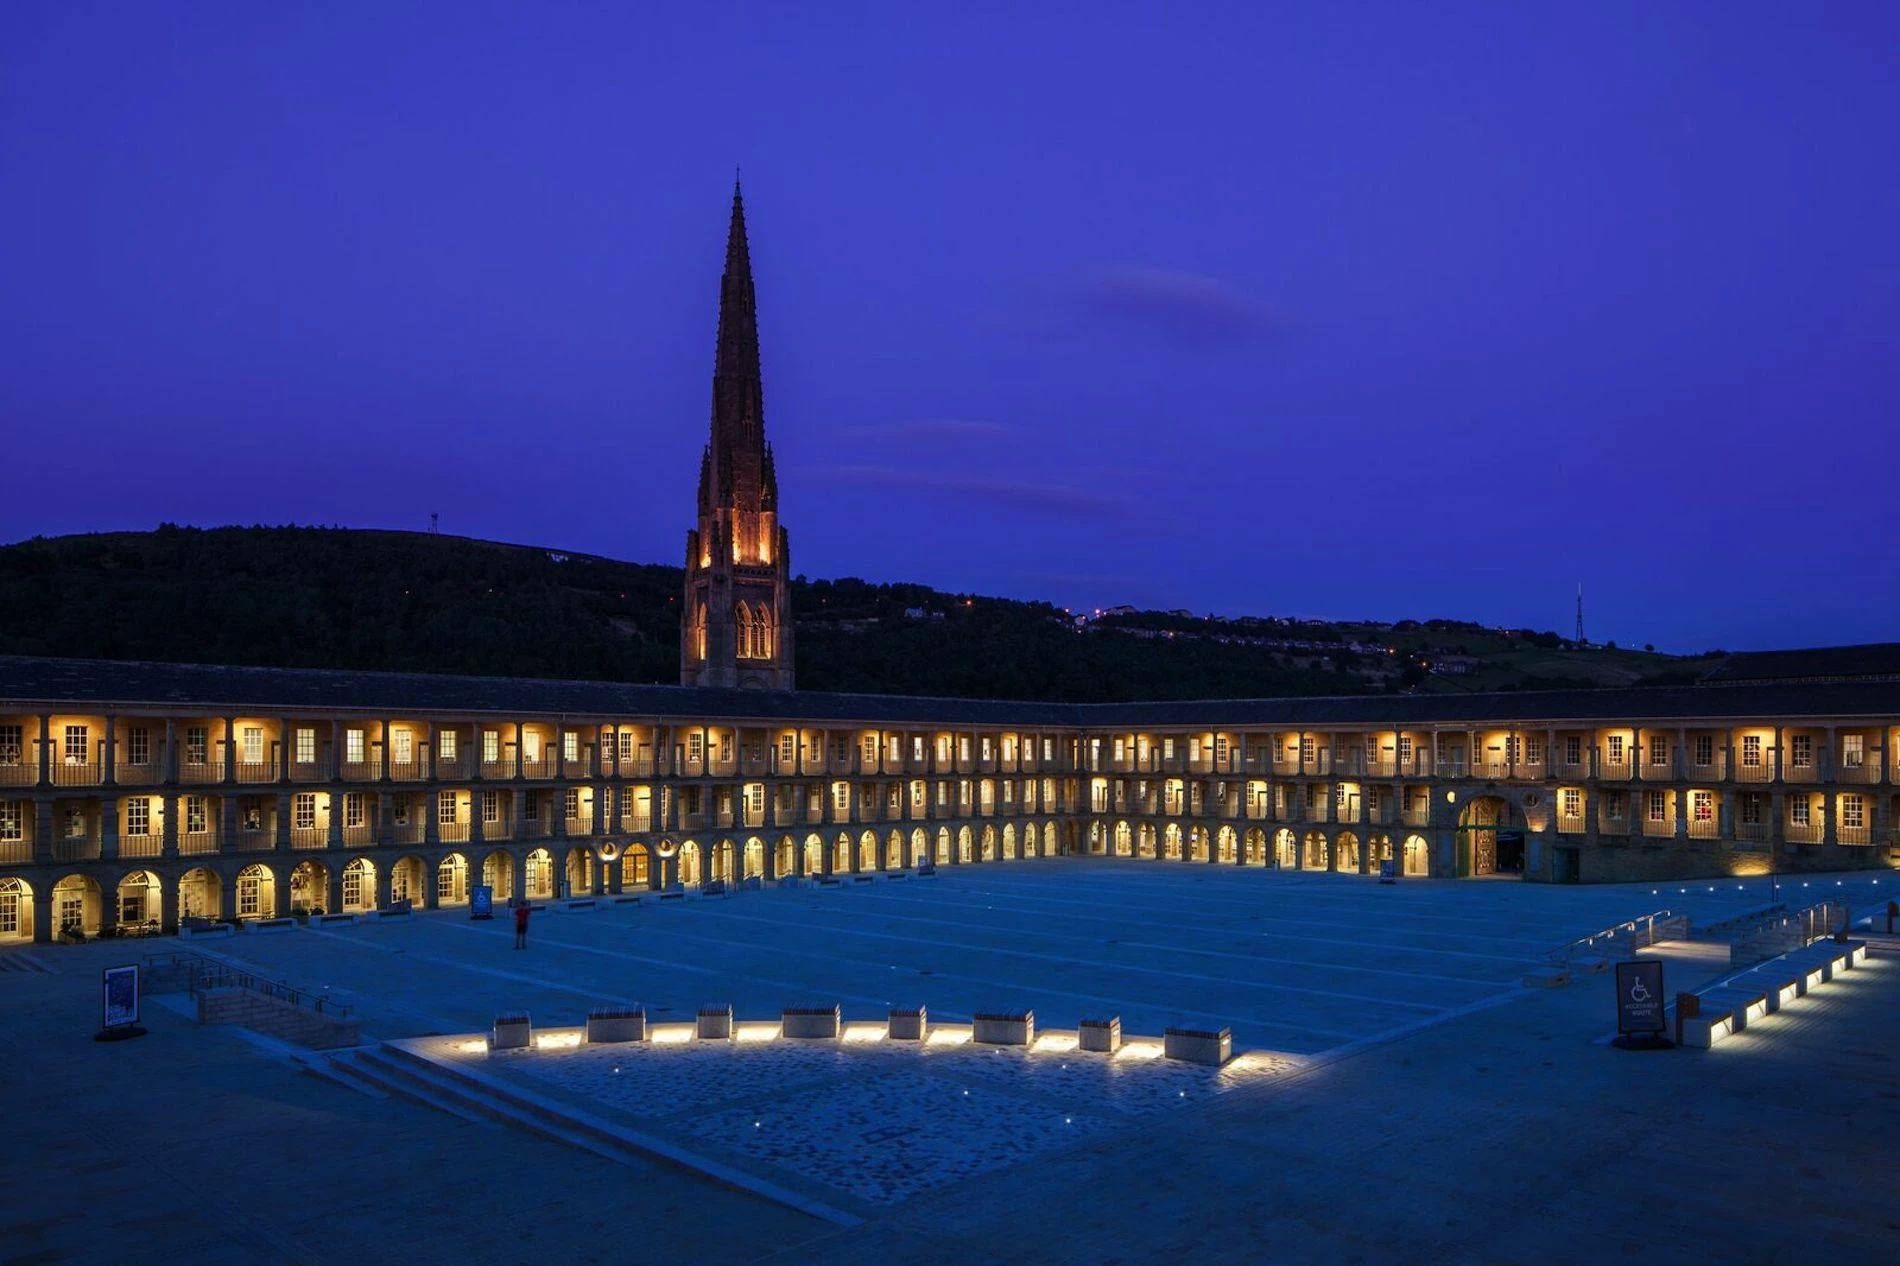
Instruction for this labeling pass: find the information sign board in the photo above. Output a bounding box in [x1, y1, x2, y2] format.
[470, 885, 494, 919]
[1615, 960, 1666, 1036]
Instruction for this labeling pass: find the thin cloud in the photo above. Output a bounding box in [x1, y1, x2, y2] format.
[837, 419, 1018, 442]
[809, 464, 1118, 518]
[1081, 266, 1270, 342]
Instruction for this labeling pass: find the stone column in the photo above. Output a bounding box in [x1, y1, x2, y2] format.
[164, 718, 178, 783]
[380, 720, 391, 782]
[103, 714, 117, 787]
[223, 717, 237, 784]
[37, 714, 51, 788]
[162, 792, 179, 859]
[32, 885, 53, 943]
[327, 791, 344, 849]
[101, 796, 119, 859]
[278, 718, 293, 784]
[274, 792, 292, 851]
[330, 719, 343, 780]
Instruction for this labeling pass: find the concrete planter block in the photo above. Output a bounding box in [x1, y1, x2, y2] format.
[853, 874, 876, 883]
[586, 1009, 646, 1043]
[377, 900, 413, 919]
[558, 899, 597, 912]
[313, 913, 357, 927]
[179, 922, 235, 939]
[1078, 1016, 1121, 1053]
[1164, 1026, 1232, 1066]
[888, 1006, 927, 1040]
[492, 1014, 532, 1050]
[611, 895, 643, 906]
[251, 917, 297, 934]
[973, 1010, 1034, 1046]
[782, 1005, 842, 1039]
[697, 1006, 733, 1040]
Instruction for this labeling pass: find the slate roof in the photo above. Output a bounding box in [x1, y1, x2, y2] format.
[1699, 643, 1900, 685]
[0, 654, 1896, 729]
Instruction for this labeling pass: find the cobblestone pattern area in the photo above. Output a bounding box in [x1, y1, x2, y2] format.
[430, 1034, 1298, 1206]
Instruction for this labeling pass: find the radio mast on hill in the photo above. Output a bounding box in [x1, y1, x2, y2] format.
[1575, 583, 1585, 645]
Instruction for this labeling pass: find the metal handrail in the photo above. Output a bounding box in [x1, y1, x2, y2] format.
[1547, 909, 1676, 964]
[186, 960, 354, 1018]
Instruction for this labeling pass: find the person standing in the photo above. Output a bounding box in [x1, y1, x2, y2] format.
[513, 900, 531, 950]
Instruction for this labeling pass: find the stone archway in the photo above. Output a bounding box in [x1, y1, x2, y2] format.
[437, 853, 470, 906]
[232, 864, 274, 920]
[0, 877, 33, 941]
[290, 860, 329, 916]
[1302, 830, 1328, 871]
[118, 869, 165, 928]
[745, 837, 766, 881]
[1274, 828, 1297, 869]
[775, 836, 796, 879]
[1335, 831, 1360, 874]
[803, 833, 824, 875]
[676, 840, 702, 887]
[524, 848, 554, 899]
[390, 855, 426, 906]
[1244, 828, 1266, 866]
[341, 857, 376, 912]
[1457, 796, 1522, 877]
[1114, 821, 1133, 856]
[178, 867, 220, 922]
[935, 827, 951, 865]
[482, 850, 515, 902]
[622, 844, 651, 890]
[1403, 833, 1431, 876]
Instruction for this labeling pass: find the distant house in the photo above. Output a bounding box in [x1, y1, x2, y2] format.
[1429, 657, 1476, 676]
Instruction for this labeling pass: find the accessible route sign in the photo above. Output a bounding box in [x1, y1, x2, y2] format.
[1614, 960, 1666, 1037]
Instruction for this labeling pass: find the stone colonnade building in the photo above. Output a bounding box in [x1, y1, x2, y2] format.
[1, 655, 1898, 942]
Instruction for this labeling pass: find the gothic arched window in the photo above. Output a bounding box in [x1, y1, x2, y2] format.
[735, 602, 756, 659]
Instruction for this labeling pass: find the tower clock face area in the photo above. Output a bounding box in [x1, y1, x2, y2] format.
[680, 184, 794, 691]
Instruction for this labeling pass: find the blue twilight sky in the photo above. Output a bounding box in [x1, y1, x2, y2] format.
[3, 2, 1897, 654]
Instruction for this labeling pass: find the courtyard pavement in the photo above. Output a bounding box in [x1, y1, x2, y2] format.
[2, 861, 1896, 1263]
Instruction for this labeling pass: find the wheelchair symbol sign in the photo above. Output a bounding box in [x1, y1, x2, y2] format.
[1615, 960, 1666, 1034]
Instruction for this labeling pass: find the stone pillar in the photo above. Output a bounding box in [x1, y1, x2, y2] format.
[32, 885, 53, 943]
[33, 802, 53, 862]
[159, 875, 179, 934]
[37, 714, 52, 788]
[425, 791, 440, 846]
[163, 718, 178, 783]
[162, 792, 179, 858]
[380, 720, 391, 782]
[278, 718, 293, 785]
[101, 795, 119, 859]
[327, 791, 344, 849]
[373, 866, 393, 911]
[223, 717, 237, 784]
[1673, 789, 1687, 840]
[103, 714, 117, 786]
[330, 719, 342, 780]
[274, 792, 292, 851]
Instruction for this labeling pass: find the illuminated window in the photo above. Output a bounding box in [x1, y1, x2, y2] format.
[1645, 790, 1667, 822]
[911, 781, 925, 807]
[864, 736, 879, 764]
[618, 732, 634, 763]
[1398, 735, 1414, 765]
[481, 791, 499, 823]
[565, 789, 581, 820]
[438, 730, 457, 762]
[1843, 735, 1864, 768]
[295, 728, 316, 765]
[393, 729, 413, 764]
[187, 726, 208, 765]
[186, 796, 207, 834]
[1842, 794, 1865, 828]
[1564, 735, 1580, 765]
[523, 732, 542, 764]
[1789, 796, 1810, 826]
[1607, 735, 1625, 764]
[1504, 736, 1520, 764]
[1298, 736, 1313, 765]
[1648, 736, 1668, 767]
[779, 734, 796, 767]
[1043, 738, 1055, 762]
[126, 726, 150, 766]
[1741, 735, 1761, 766]
[1691, 791, 1712, 822]
[127, 798, 150, 835]
[1524, 735, 1544, 765]
[832, 782, 849, 812]
[64, 725, 88, 763]
[345, 793, 365, 828]
[912, 736, 924, 762]
[958, 737, 970, 762]
[0, 725, 21, 765]
[1561, 789, 1581, 818]
[294, 793, 316, 831]
[1791, 735, 1812, 767]
[483, 730, 500, 764]
[688, 732, 704, 764]
[438, 792, 458, 824]
[3, 801, 27, 840]
[746, 785, 763, 815]
[563, 731, 579, 763]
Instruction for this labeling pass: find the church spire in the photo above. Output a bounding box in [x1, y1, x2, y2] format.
[681, 182, 794, 690]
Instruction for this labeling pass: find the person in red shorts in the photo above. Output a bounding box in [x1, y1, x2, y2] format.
[513, 900, 531, 949]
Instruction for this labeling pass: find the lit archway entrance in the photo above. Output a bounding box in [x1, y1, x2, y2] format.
[676, 840, 701, 887]
[775, 836, 795, 879]
[482, 850, 515, 902]
[290, 861, 329, 916]
[622, 844, 650, 890]
[178, 868, 220, 922]
[1137, 823, 1157, 859]
[1403, 833, 1430, 877]
[909, 828, 927, 867]
[1163, 824, 1183, 861]
[1335, 831, 1360, 874]
[0, 877, 33, 941]
[979, 826, 997, 862]
[118, 870, 165, 928]
[957, 827, 973, 863]
[232, 865, 273, 921]
[437, 853, 470, 906]
[1243, 828, 1266, 866]
[1114, 821, 1132, 856]
[1456, 796, 1521, 878]
[1366, 833, 1393, 876]
[745, 837, 766, 881]
[934, 828, 950, 865]
[341, 858, 376, 912]
[390, 855, 426, 906]
[710, 839, 734, 885]
[885, 831, 903, 871]
[1274, 828, 1297, 869]
[857, 831, 877, 872]
[803, 833, 824, 876]
[1302, 831, 1328, 871]
[1217, 826, 1237, 864]
[524, 848, 554, 899]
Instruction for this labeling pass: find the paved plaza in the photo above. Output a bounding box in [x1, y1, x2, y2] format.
[3, 861, 1898, 1263]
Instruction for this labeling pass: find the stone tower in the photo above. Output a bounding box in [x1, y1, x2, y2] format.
[680, 182, 795, 690]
